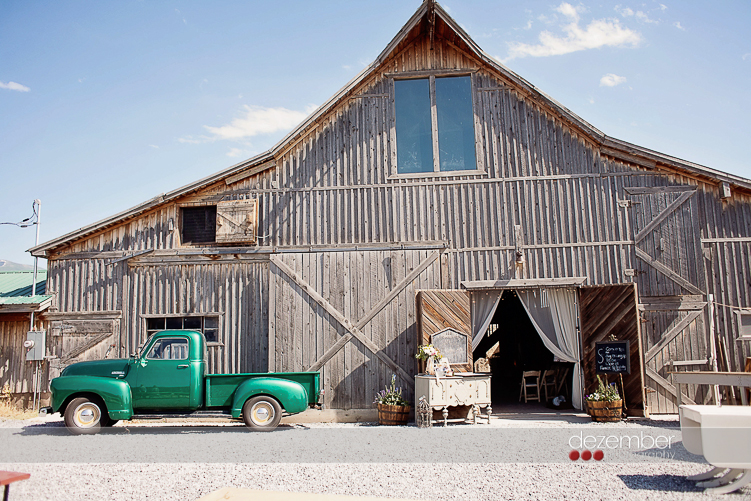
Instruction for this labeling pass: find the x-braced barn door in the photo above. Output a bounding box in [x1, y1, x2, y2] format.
[579, 284, 646, 415]
[268, 249, 444, 409]
[626, 185, 709, 413]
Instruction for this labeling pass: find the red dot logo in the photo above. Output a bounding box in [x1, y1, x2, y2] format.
[569, 450, 580, 461]
[581, 450, 592, 461]
[593, 450, 604, 461]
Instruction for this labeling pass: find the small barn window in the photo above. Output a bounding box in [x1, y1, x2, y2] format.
[737, 311, 751, 340]
[395, 75, 477, 174]
[181, 206, 217, 244]
[146, 315, 220, 343]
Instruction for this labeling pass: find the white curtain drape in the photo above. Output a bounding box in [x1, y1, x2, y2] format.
[470, 290, 502, 351]
[517, 288, 583, 410]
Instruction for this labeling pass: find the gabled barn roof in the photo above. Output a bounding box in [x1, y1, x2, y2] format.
[30, 0, 751, 257]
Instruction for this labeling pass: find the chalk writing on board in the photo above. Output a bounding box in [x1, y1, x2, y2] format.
[595, 340, 630, 374]
[431, 328, 468, 364]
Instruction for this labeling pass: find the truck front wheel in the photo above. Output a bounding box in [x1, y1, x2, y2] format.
[242, 396, 282, 431]
[64, 397, 103, 435]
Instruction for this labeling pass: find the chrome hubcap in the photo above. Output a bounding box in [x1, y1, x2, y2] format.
[251, 402, 274, 425]
[73, 402, 100, 428]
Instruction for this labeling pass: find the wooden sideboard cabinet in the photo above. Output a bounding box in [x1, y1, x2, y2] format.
[415, 374, 492, 426]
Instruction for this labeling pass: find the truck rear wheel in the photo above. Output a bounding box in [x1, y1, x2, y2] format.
[64, 397, 103, 435]
[242, 396, 282, 431]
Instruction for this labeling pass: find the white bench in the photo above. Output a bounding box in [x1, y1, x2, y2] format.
[680, 405, 751, 494]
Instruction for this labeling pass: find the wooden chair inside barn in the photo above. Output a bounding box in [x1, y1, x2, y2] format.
[519, 371, 541, 403]
[541, 369, 557, 401]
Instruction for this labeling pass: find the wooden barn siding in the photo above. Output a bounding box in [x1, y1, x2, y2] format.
[269, 249, 441, 409]
[121, 261, 269, 375]
[0, 318, 47, 393]
[48, 259, 269, 375]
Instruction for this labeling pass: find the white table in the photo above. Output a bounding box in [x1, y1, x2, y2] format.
[415, 373, 491, 426]
[680, 404, 751, 494]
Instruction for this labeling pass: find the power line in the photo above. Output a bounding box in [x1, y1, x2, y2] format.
[0, 201, 38, 228]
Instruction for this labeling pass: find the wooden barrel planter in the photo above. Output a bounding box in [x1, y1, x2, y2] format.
[377, 403, 411, 425]
[587, 400, 623, 422]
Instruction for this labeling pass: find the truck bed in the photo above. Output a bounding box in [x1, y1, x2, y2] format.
[205, 372, 320, 408]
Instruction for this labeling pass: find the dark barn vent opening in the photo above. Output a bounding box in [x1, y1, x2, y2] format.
[181, 206, 217, 244]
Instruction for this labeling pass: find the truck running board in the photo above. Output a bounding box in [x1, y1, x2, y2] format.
[131, 410, 235, 420]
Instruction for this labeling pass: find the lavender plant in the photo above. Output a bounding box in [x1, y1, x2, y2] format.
[373, 374, 409, 406]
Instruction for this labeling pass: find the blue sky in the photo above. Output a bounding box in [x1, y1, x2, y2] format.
[1, 0, 749, 266]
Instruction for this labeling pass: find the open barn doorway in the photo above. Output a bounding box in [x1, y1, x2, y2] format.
[471, 289, 578, 414]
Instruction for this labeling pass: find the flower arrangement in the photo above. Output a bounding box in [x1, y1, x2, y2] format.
[373, 374, 409, 407]
[415, 344, 443, 361]
[586, 375, 621, 402]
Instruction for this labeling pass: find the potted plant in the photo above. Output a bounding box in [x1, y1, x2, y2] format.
[586, 375, 623, 422]
[415, 344, 442, 374]
[374, 374, 411, 425]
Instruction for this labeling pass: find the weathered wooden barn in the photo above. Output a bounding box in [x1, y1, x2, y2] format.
[17, 1, 751, 414]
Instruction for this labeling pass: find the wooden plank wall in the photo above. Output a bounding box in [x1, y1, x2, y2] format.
[0, 316, 47, 393]
[269, 249, 441, 409]
[48, 259, 269, 376]
[37, 27, 751, 409]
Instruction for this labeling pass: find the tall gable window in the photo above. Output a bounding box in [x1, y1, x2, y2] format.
[181, 206, 217, 244]
[395, 75, 477, 174]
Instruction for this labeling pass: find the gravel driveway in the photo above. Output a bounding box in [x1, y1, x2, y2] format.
[0, 414, 748, 501]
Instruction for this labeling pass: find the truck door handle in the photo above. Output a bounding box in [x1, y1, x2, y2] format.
[177, 364, 189, 369]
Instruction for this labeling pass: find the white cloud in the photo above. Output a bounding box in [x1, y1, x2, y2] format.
[635, 11, 658, 24]
[226, 148, 245, 158]
[0, 81, 30, 92]
[743, 53, 751, 61]
[674, 21, 685, 31]
[149, 144, 159, 149]
[505, 3, 641, 61]
[600, 73, 627, 87]
[617, 7, 635, 17]
[588, 97, 595, 104]
[659, 4, 668, 11]
[203, 104, 316, 141]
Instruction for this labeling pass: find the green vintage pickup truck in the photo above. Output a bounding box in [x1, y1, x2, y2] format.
[44, 330, 320, 434]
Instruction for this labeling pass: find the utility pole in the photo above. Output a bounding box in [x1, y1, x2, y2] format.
[29, 199, 41, 330]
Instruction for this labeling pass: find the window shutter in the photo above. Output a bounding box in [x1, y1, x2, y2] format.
[216, 199, 258, 244]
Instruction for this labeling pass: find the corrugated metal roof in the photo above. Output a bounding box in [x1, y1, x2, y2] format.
[0, 295, 52, 305]
[0, 271, 51, 304]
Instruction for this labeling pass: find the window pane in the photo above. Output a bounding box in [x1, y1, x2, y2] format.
[436, 76, 476, 171]
[204, 317, 218, 329]
[146, 340, 165, 359]
[204, 330, 218, 343]
[741, 314, 751, 337]
[183, 317, 201, 330]
[166, 317, 182, 330]
[395, 78, 434, 174]
[146, 318, 165, 331]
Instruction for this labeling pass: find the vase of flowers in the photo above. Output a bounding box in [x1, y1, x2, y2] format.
[374, 374, 410, 425]
[415, 344, 442, 375]
[585, 375, 623, 422]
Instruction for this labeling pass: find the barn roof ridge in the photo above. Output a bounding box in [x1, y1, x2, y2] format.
[29, 0, 751, 257]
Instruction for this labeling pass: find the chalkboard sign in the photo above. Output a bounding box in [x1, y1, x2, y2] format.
[431, 328, 469, 364]
[595, 341, 631, 374]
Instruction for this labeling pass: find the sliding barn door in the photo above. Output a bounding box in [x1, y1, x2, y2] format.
[627, 185, 709, 413]
[579, 284, 647, 415]
[417, 290, 472, 372]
